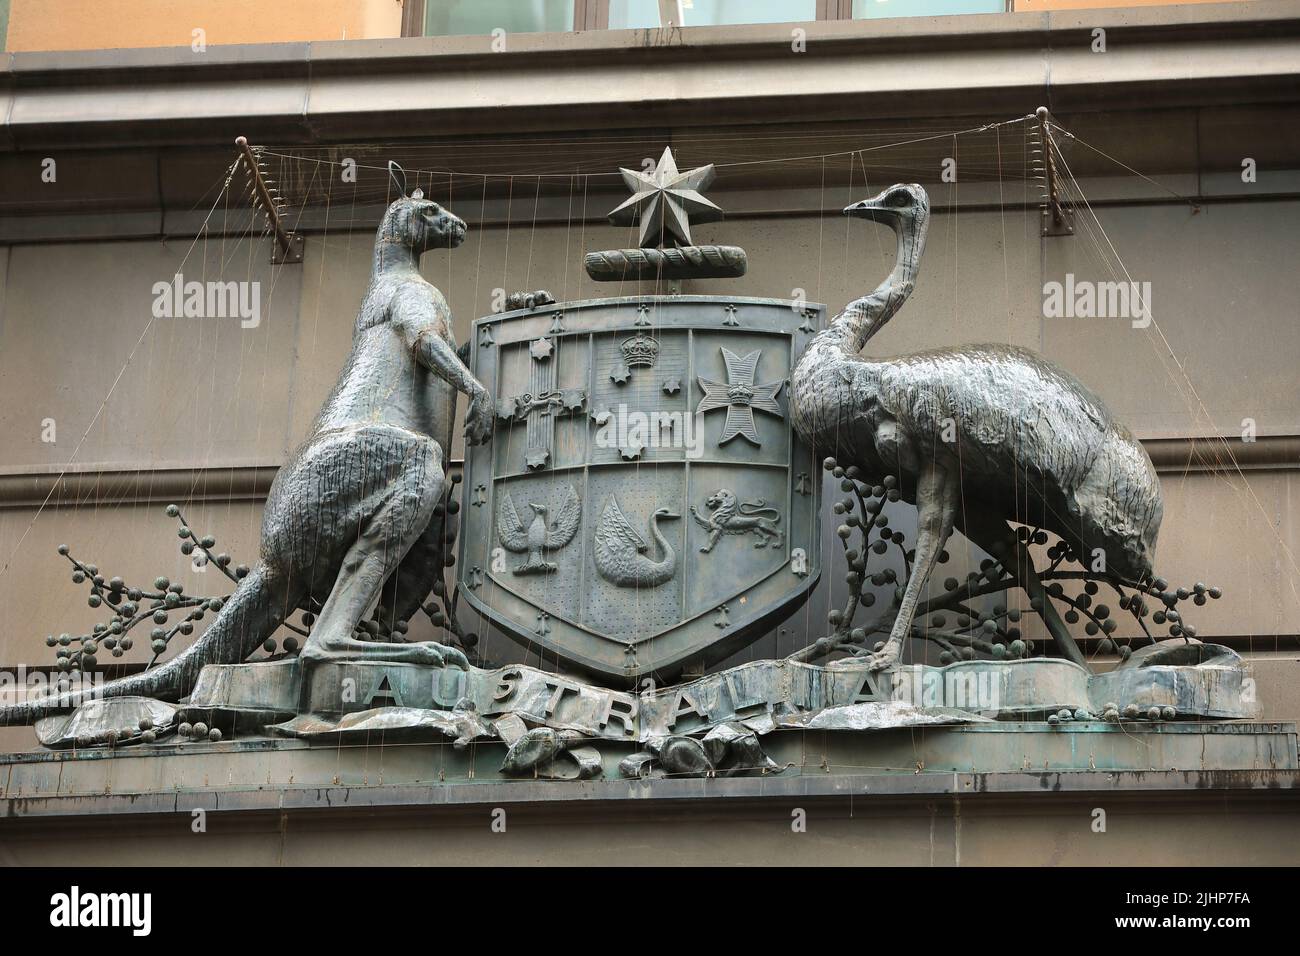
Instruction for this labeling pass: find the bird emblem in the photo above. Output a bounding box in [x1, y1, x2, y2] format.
[497, 485, 582, 575]
[593, 496, 680, 588]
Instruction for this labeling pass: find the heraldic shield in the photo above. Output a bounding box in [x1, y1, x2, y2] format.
[459, 295, 823, 684]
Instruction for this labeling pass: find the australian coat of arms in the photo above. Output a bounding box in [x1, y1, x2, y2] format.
[0, 141, 1257, 784]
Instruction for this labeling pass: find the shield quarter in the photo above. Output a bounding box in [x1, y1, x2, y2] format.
[459, 295, 823, 684]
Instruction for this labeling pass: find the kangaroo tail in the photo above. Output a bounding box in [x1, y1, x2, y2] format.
[0, 562, 288, 727]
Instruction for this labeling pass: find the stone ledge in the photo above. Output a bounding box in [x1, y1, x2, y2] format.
[1, 766, 1298, 823]
[0, 721, 1293, 819]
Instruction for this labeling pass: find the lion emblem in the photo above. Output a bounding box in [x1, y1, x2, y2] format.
[690, 488, 783, 553]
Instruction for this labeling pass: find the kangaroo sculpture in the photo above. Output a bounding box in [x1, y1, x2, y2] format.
[790, 183, 1163, 673]
[0, 163, 493, 726]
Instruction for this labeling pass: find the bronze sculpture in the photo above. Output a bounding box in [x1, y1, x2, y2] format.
[0, 163, 484, 725]
[790, 183, 1163, 671]
[1, 150, 1249, 781]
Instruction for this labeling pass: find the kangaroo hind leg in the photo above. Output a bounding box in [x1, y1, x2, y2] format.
[373, 486, 459, 637]
[301, 437, 468, 669]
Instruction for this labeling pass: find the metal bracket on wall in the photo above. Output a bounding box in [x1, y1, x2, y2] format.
[1041, 205, 1074, 238]
[1035, 107, 1074, 238]
[235, 135, 304, 264]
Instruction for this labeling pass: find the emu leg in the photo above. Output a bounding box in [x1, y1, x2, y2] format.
[966, 515, 1087, 668]
[1017, 547, 1086, 667]
[859, 462, 957, 672]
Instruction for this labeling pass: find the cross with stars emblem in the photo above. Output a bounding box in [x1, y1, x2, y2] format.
[607, 146, 723, 249]
[695, 347, 784, 446]
[497, 342, 587, 470]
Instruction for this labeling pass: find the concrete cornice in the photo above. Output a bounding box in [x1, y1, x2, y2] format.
[0, 764, 1296, 823]
[0, 2, 1297, 149]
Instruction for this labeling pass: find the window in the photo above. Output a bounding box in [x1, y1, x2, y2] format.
[852, 0, 1005, 17]
[411, 0, 1008, 36]
[666, 0, 818, 26]
[608, 1, 818, 28]
[424, 0, 575, 37]
[608, 0, 662, 29]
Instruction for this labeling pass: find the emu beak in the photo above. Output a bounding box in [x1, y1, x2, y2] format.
[843, 193, 892, 224]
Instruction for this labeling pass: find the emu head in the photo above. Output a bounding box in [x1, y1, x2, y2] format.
[843, 183, 929, 233]
[377, 161, 467, 254]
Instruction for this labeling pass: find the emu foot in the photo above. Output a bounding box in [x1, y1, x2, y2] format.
[301, 635, 470, 669]
[855, 637, 902, 673]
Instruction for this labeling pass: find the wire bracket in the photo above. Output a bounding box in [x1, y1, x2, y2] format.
[1035, 107, 1074, 238]
[235, 136, 304, 264]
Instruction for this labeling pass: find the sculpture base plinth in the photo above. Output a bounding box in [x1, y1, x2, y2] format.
[25, 640, 1259, 779]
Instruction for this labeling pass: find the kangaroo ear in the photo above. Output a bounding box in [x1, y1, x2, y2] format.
[388, 160, 408, 198]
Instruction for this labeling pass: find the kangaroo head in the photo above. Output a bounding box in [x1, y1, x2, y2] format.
[377, 161, 467, 254]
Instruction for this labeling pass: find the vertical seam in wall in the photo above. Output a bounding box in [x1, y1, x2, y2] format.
[953, 790, 961, 867]
[154, 150, 164, 239]
[301, 42, 315, 141]
[928, 801, 935, 866]
[0, 245, 9, 344]
[282, 42, 314, 459]
[280, 244, 307, 460]
[1194, 109, 1203, 201]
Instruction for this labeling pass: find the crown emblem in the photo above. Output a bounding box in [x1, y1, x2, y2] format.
[620, 332, 660, 369]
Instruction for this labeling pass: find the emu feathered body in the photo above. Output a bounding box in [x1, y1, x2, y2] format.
[793, 340, 1161, 580]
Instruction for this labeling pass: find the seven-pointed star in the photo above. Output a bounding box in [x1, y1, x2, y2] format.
[695, 347, 784, 446]
[607, 146, 723, 249]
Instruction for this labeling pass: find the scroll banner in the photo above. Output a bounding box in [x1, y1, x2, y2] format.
[187, 643, 1255, 745]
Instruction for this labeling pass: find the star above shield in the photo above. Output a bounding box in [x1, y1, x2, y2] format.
[607, 146, 723, 248]
[696, 347, 784, 445]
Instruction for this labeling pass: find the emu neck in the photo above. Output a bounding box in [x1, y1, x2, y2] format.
[373, 239, 422, 276]
[826, 214, 925, 355]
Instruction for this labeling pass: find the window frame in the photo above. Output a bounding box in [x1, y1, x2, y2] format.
[401, 1, 607, 36]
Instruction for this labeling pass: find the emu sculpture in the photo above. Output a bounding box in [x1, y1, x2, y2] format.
[790, 184, 1163, 671]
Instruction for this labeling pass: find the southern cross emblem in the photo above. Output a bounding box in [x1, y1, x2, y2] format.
[607, 146, 723, 248]
[695, 347, 784, 446]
